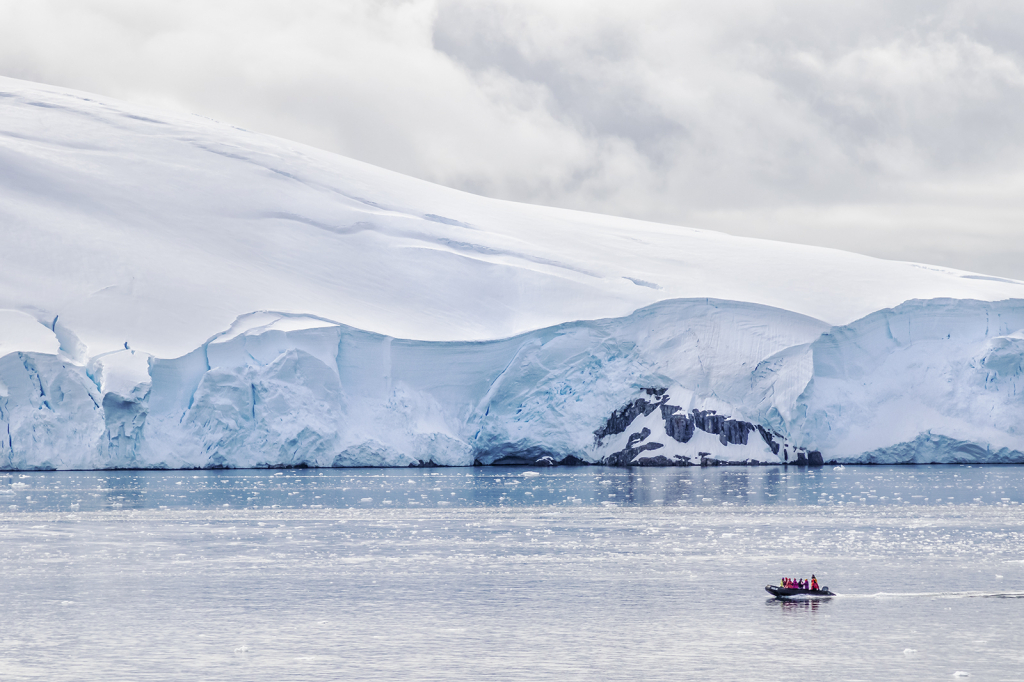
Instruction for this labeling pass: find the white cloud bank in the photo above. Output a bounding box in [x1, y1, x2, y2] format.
[2, 0, 1023, 278]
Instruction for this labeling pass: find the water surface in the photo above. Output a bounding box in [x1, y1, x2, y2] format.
[1, 465, 1022, 680]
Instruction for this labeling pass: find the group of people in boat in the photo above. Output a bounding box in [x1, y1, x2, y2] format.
[781, 575, 819, 591]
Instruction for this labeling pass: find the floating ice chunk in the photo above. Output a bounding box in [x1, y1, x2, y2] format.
[523, 471, 541, 477]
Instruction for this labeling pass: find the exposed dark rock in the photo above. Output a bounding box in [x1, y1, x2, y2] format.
[626, 427, 652, 449]
[604, 441, 664, 467]
[594, 388, 668, 444]
[757, 425, 781, 455]
[665, 409, 757, 446]
[598, 392, 826, 467]
[632, 453, 689, 467]
[659, 403, 682, 419]
[665, 413, 695, 443]
[719, 418, 755, 446]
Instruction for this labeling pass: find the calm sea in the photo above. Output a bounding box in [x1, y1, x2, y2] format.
[2, 465, 1022, 680]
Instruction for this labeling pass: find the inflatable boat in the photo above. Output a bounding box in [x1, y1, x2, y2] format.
[765, 584, 835, 598]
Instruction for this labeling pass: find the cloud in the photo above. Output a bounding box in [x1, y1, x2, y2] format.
[1, 0, 1023, 278]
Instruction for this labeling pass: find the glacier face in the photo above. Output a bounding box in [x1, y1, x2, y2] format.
[0, 77, 1023, 468]
[1, 299, 1022, 469]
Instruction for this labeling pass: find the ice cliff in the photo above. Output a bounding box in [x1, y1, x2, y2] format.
[2, 299, 1022, 469]
[1, 77, 1023, 468]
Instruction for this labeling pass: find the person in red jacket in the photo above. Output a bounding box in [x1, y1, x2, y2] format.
[811, 575, 819, 591]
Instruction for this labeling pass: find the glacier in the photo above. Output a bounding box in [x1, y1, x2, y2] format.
[0, 77, 1023, 469]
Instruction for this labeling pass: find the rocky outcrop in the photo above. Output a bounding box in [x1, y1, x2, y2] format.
[594, 388, 668, 445]
[660, 405, 757, 446]
[597, 388, 824, 467]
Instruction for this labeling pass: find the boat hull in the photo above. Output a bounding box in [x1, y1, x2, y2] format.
[765, 585, 835, 598]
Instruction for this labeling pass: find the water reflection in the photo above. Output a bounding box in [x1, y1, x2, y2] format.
[96, 471, 146, 510]
[0, 464, 1023, 512]
[766, 598, 829, 613]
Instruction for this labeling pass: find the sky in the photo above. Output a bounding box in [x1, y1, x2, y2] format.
[1, 0, 1023, 279]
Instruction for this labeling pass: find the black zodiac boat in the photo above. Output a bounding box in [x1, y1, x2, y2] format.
[765, 584, 835, 598]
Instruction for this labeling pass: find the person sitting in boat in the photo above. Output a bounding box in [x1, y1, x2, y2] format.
[811, 575, 819, 591]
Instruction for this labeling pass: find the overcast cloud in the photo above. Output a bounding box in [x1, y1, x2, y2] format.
[2, 0, 1023, 278]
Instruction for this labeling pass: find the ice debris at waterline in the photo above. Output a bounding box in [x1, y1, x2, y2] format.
[0, 77, 1023, 469]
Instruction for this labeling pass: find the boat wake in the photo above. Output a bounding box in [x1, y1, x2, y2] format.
[843, 591, 1024, 600]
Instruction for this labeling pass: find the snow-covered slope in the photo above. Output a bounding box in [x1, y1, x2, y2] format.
[0, 77, 1022, 468]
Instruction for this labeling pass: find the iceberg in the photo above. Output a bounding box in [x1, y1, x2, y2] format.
[0, 77, 1022, 468]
